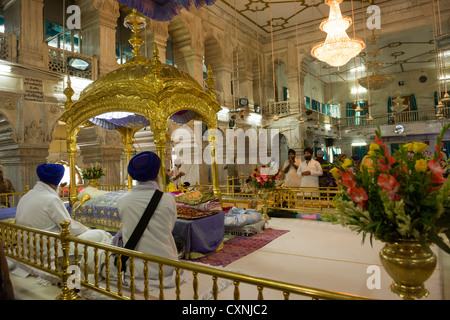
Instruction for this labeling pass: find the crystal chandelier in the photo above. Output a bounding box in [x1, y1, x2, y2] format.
[391, 91, 409, 114]
[358, 32, 395, 90]
[311, 0, 365, 67]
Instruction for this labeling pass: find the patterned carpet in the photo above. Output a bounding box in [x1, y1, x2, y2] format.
[192, 228, 289, 267]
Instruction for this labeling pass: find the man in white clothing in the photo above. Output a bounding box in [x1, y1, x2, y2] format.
[282, 149, 302, 187]
[171, 158, 185, 188]
[117, 151, 179, 281]
[297, 147, 323, 194]
[15, 163, 112, 271]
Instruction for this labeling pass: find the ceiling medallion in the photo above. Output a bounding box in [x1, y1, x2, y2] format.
[311, 0, 365, 67]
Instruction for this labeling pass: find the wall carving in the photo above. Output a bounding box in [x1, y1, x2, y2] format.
[24, 120, 46, 144]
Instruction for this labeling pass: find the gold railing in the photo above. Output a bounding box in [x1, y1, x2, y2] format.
[0, 220, 371, 300]
[0, 186, 30, 209]
[188, 179, 339, 214]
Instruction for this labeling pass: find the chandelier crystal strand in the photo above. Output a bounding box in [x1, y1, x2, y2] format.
[311, 0, 365, 67]
[295, 0, 304, 122]
[350, 0, 361, 112]
[269, 0, 278, 121]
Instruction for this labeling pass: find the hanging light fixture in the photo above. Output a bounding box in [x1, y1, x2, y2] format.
[311, 0, 365, 67]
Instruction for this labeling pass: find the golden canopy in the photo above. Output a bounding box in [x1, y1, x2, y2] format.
[60, 10, 221, 205]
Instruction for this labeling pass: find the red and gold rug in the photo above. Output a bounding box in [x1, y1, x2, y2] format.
[192, 228, 289, 267]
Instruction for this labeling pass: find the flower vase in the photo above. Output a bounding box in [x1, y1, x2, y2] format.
[258, 189, 273, 220]
[379, 239, 437, 300]
[87, 179, 100, 188]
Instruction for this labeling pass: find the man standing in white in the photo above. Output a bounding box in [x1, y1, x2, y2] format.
[117, 151, 179, 283]
[282, 149, 302, 187]
[297, 147, 323, 196]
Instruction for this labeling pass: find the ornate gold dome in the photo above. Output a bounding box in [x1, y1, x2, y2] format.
[78, 58, 204, 101]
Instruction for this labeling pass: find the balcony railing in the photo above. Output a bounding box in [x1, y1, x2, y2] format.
[262, 100, 449, 129]
[340, 107, 450, 129]
[0, 32, 16, 62]
[46, 46, 98, 80]
[264, 101, 290, 117]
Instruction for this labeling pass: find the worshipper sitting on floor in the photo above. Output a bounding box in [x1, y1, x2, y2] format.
[0, 165, 15, 208]
[15, 164, 112, 271]
[240, 178, 257, 194]
[114, 151, 180, 286]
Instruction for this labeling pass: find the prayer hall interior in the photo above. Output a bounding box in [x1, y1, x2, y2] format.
[0, 0, 449, 301]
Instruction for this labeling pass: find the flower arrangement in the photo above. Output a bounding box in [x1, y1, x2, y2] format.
[249, 164, 282, 190]
[81, 162, 106, 180]
[324, 125, 450, 253]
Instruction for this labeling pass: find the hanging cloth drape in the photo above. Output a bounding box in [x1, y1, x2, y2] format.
[305, 97, 311, 109]
[387, 97, 392, 113]
[352, 145, 367, 160]
[410, 94, 418, 121]
[443, 141, 450, 160]
[434, 91, 450, 107]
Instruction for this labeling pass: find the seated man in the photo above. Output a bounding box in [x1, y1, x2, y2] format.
[117, 151, 179, 282]
[15, 164, 112, 270]
[0, 165, 15, 207]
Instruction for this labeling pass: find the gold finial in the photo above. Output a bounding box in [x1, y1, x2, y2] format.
[64, 76, 74, 108]
[205, 64, 216, 92]
[124, 8, 146, 58]
[151, 43, 162, 74]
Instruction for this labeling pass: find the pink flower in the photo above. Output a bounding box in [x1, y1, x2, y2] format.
[377, 173, 401, 201]
[427, 158, 446, 176]
[428, 173, 446, 192]
[342, 171, 356, 189]
[348, 187, 368, 209]
[377, 156, 396, 171]
[375, 135, 383, 145]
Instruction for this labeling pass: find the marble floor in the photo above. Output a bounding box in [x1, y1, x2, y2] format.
[7, 217, 450, 300]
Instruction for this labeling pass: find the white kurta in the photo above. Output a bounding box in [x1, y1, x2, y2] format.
[117, 180, 178, 279]
[297, 159, 323, 189]
[15, 181, 112, 272]
[172, 166, 182, 187]
[282, 159, 302, 187]
[16, 181, 89, 236]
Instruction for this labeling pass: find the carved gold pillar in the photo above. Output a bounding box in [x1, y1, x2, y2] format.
[208, 126, 221, 200]
[204, 65, 222, 201]
[117, 127, 139, 191]
[67, 132, 78, 206]
[153, 128, 167, 192]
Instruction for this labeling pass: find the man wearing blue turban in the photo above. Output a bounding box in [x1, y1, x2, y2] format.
[16, 164, 112, 271]
[116, 151, 179, 284]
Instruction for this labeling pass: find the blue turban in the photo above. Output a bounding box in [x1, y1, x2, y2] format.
[317, 150, 325, 156]
[37, 164, 65, 186]
[128, 151, 161, 182]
